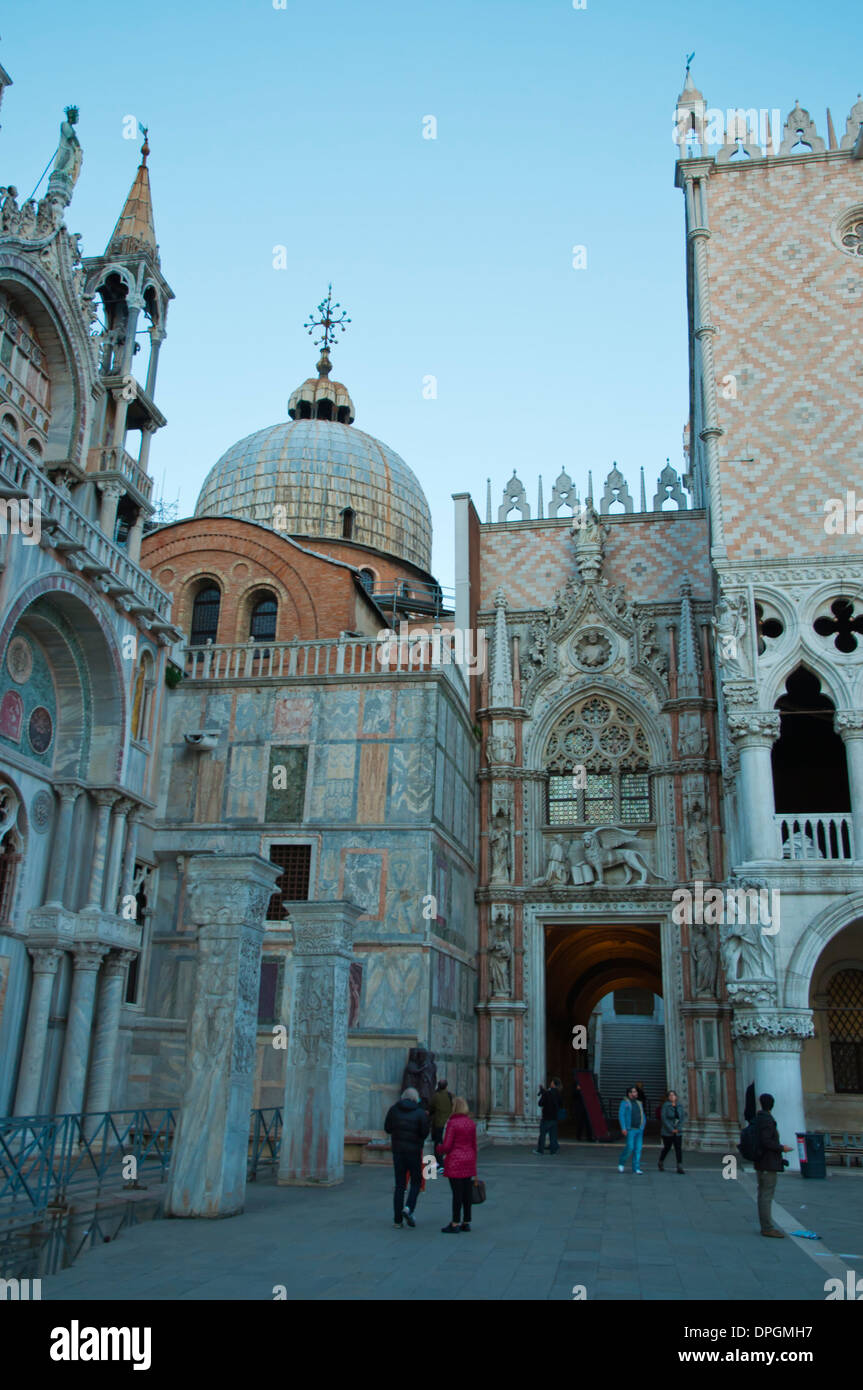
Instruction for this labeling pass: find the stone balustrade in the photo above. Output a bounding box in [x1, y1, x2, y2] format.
[96, 445, 153, 503]
[776, 812, 854, 862]
[0, 438, 170, 620]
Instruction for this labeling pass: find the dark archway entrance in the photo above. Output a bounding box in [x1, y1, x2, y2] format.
[545, 924, 665, 1134]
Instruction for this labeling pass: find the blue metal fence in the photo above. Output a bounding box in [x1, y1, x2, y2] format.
[0, 1107, 285, 1226]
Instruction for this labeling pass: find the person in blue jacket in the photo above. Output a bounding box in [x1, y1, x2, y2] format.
[617, 1084, 647, 1174]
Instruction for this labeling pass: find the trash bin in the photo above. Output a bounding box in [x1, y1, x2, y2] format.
[796, 1131, 826, 1179]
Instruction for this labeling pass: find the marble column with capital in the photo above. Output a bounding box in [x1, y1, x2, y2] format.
[732, 1010, 814, 1172]
[84, 950, 136, 1123]
[165, 854, 280, 1218]
[55, 944, 109, 1116]
[13, 948, 64, 1115]
[278, 902, 362, 1187]
[84, 790, 118, 913]
[102, 798, 131, 913]
[44, 784, 80, 907]
[727, 711, 781, 862]
[98, 480, 124, 538]
[835, 711, 863, 859]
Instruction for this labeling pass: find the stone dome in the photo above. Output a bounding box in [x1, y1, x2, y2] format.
[194, 362, 432, 572]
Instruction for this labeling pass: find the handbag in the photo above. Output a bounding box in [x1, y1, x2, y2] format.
[472, 1177, 486, 1204]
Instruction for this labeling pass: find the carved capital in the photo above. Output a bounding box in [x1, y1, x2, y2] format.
[730, 1010, 814, 1043]
[28, 946, 63, 974]
[103, 948, 137, 977]
[71, 943, 110, 971]
[835, 710, 863, 739]
[726, 711, 780, 747]
[184, 854, 281, 930]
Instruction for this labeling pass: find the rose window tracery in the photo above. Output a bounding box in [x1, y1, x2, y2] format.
[543, 696, 651, 825]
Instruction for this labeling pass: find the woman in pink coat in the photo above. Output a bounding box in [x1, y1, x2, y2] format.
[439, 1097, 478, 1232]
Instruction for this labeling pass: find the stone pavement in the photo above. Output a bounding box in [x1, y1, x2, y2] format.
[39, 1143, 862, 1301]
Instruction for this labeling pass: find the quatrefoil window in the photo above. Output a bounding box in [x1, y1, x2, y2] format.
[754, 602, 784, 655]
[813, 598, 863, 654]
[840, 218, 863, 257]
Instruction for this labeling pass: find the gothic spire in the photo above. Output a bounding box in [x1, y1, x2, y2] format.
[105, 130, 158, 262]
[490, 588, 513, 707]
[677, 577, 702, 698]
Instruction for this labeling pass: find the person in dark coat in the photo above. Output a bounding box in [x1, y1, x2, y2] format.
[536, 1077, 563, 1154]
[657, 1090, 686, 1173]
[384, 1087, 430, 1228]
[429, 1079, 454, 1161]
[754, 1093, 792, 1238]
[439, 1097, 478, 1232]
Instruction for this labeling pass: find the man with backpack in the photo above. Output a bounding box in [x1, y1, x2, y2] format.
[739, 1092, 793, 1238]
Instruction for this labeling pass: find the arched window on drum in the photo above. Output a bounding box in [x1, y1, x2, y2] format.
[543, 695, 652, 826]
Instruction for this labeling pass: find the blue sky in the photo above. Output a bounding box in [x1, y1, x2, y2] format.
[2, 1, 861, 588]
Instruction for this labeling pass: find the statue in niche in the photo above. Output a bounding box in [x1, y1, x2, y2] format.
[713, 594, 749, 677]
[720, 901, 775, 983]
[488, 912, 512, 996]
[691, 921, 719, 997]
[679, 723, 708, 757]
[489, 806, 512, 883]
[685, 801, 711, 878]
[401, 1047, 437, 1107]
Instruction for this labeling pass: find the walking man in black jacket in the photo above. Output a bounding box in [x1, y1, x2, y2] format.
[754, 1093, 793, 1238]
[384, 1087, 430, 1228]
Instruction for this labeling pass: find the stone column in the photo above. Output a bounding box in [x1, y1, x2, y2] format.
[727, 712, 781, 862]
[83, 790, 118, 913]
[55, 944, 109, 1116]
[43, 784, 80, 907]
[278, 902, 362, 1187]
[732, 1011, 814, 1172]
[835, 711, 863, 859]
[165, 854, 280, 1218]
[98, 480, 124, 538]
[13, 948, 63, 1115]
[83, 950, 136, 1121]
[102, 798, 131, 913]
[118, 809, 141, 905]
[126, 509, 145, 565]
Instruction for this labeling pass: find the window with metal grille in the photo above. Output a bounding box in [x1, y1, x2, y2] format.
[250, 593, 277, 641]
[258, 957, 282, 1023]
[190, 585, 221, 645]
[544, 695, 652, 827]
[828, 968, 863, 1094]
[267, 843, 311, 920]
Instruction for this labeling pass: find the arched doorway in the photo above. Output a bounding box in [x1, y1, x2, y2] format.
[545, 923, 665, 1133]
[803, 917, 863, 1131]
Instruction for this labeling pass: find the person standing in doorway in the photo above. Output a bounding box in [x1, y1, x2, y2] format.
[754, 1093, 792, 1238]
[384, 1087, 430, 1228]
[657, 1090, 686, 1173]
[618, 1084, 646, 1174]
[440, 1097, 478, 1233]
[536, 1077, 563, 1154]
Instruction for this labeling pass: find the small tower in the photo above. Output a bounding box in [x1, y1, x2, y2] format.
[82, 131, 174, 562]
[673, 57, 706, 158]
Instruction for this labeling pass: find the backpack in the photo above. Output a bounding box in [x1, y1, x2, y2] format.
[737, 1120, 762, 1162]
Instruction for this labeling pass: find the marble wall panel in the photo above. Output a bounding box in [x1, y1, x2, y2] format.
[273, 695, 314, 740]
[318, 690, 360, 740]
[389, 743, 433, 819]
[362, 952, 423, 1031]
[357, 744, 388, 823]
[265, 745, 308, 822]
[225, 745, 266, 820]
[361, 689, 393, 735]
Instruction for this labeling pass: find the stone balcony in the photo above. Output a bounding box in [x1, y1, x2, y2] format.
[775, 812, 853, 862]
[0, 438, 174, 627]
[94, 445, 153, 505]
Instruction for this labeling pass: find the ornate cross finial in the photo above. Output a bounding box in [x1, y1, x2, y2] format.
[304, 284, 351, 353]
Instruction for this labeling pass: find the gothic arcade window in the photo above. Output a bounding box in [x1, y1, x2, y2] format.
[544, 695, 652, 826]
[189, 583, 221, 645]
[249, 592, 277, 642]
[828, 969, 863, 1094]
[772, 667, 850, 814]
[266, 843, 311, 920]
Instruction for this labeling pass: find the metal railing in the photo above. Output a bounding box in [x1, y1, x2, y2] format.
[0, 1109, 176, 1225]
[184, 634, 469, 695]
[776, 813, 853, 861]
[0, 1107, 287, 1226]
[370, 578, 454, 618]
